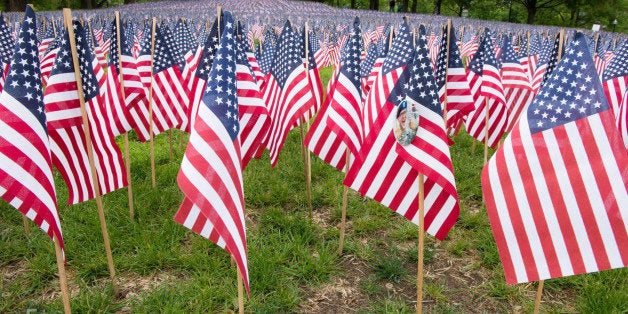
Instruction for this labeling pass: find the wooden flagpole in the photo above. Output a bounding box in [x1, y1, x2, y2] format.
[149, 17, 157, 188]
[237, 266, 245, 314]
[337, 149, 350, 255]
[533, 280, 544, 314]
[115, 11, 135, 219]
[22, 213, 30, 236]
[64, 8, 117, 285]
[416, 173, 425, 314]
[53, 235, 72, 314]
[302, 22, 313, 217]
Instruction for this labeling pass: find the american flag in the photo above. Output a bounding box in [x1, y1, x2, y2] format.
[45, 22, 128, 204]
[602, 41, 628, 149]
[532, 33, 560, 95]
[304, 63, 348, 172]
[235, 31, 270, 169]
[602, 41, 627, 117]
[395, 25, 460, 239]
[175, 11, 250, 294]
[464, 28, 508, 149]
[434, 24, 474, 134]
[186, 17, 219, 134]
[327, 17, 364, 157]
[362, 18, 412, 137]
[38, 21, 55, 63]
[359, 42, 379, 93]
[0, 5, 64, 249]
[136, 23, 153, 92]
[500, 35, 534, 132]
[0, 15, 14, 93]
[460, 29, 478, 62]
[300, 24, 324, 122]
[258, 35, 275, 75]
[261, 20, 314, 167]
[482, 32, 628, 285]
[342, 24, 458, 240]
[151, 23, 189, 133]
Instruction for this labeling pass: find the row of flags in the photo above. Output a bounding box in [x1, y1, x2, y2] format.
[0, 1, 626, 298]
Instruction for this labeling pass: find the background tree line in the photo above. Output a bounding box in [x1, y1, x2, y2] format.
[0, 0, 625, 33]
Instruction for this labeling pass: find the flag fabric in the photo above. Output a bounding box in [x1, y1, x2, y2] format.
[136, 24, 153, 92]
[464, 29, 508, 149]
[175, 12, 250, 293]
[617, 93, 628, 149]
[434, 24, 475, 135]
[38, 23, 55, 63]
[395, 26, 460, 239]
[500, 35, 534, 132]
[261, 20, 314, 167]
[151, 24, 189, 133]
[104, 20, 135, 137]
[362, 18, 412, 137]
[531, 34, 560, 95]
[343, 23, 459, 240]
[327, 17, 364, 157]
[0, 15, 14, 93]
[481, 32, 628, 285]
[235, 28, 270, 168]
[186, 18, 220, 134]
[0, 5, 64, 249]
[602, 41, 627, 117]
[304, 61, 347, 171]
[301, 25, 323, 122]
[45, 22, 128, 204]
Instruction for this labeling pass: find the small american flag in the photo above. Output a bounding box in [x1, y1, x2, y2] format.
[500, 35, 534, 132]
[327, 17, 364, 157]
[482, 32, 628, 285]
[261, 20, 314, 167]
[601, 41, 627, 149]
[0, 5, 64, 250]
[464, 28, 508, 149]
[176, 11, 250, 294]
[434, 24, 474, 135]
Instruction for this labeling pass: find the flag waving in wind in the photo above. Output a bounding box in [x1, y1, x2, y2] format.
[176, 11, 250, 294]
[482, 32, 628, 285]
[0, 5, 64, 250]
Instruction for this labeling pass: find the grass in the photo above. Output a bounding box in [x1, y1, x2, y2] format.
[1, 66, 627, 312]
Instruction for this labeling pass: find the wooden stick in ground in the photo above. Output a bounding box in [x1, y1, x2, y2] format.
[148, 17, 157, 188]
[534, 280, 544, 314]
[115, 11, 135, 219]
[53, 235, 71, 314]
[337, 148, 350, 255]
[237, 266, 245, 314]
[299, 118, 312, 217]
[22, 215, 30, 236]
[416, 173, 425, 314]
[443, 19, 452, 125]
[64, 8, 116, 283]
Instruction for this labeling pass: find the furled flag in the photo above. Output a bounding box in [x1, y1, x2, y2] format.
[482, 32, 628, 285]
[304, 60, 348, 172]
[0, 5, 64, 249]
[460, 29, 478, 62]
[0, 14, 14, 93]
[500, 35, 534, 132]
[359, 42, 379, 94]
[175, 11, 250, 293]
[104, 19, 151, 141]
[531, 33, 560, 95]
[327, 17, 364, 157]
[261, 20, 314, 167]
[45, 22, 128, 204]
[179, 19, 204, 89]
[602, 41, 628, 149]
[300, 24, 323, 122]
[38, 19, 55, 63]
[362, 17, 412, 137]
[235, 29, 271, 168]
[151, 23, 189, 133]
[343, 24, 459, 240]
[464, 28, 508, 149]
[186, 17, 220, 133]
[258, 30, 275, 75]
[602, 41, 627, 117]
[434, 24, 475, 135]
[136, 24, 153, 92]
